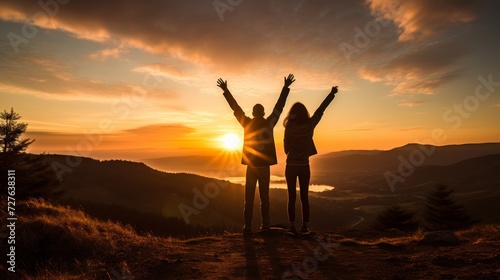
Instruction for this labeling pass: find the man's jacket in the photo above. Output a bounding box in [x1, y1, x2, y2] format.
[223, 87, 290, 167]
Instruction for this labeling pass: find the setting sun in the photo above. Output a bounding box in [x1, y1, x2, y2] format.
[221, 133, 242, 151]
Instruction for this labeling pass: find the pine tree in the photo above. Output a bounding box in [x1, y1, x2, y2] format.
[423, 184, 475, 230]
[0, 108, 34, 154]
[0, 108, 61, 199]
[372, 205, 419, 232]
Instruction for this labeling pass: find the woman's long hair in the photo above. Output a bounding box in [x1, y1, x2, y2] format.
[283, 102, 310, 127]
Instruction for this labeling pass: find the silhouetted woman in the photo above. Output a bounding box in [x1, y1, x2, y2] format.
[283, 86, 338, 235]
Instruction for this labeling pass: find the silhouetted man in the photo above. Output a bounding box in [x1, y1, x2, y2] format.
[217, 74, 295, 233]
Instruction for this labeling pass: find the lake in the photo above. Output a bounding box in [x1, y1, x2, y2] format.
[224, 175, 334, 192]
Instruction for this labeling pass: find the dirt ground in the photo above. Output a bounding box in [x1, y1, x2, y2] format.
[143, 227, 500, 280]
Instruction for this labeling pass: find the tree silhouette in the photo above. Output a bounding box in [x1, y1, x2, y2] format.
[372, 205, 419, 232]
[1, 107, 34, 153]
[0, 108, 61, 199]
[423, 184, 476, 230]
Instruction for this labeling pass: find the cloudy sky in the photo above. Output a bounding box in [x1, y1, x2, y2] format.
[1, 0, 499, 160]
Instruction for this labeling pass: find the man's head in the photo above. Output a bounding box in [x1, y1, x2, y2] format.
[252, 104, 265, 117]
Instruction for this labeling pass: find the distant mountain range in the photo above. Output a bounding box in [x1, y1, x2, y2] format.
[46, 155, 354, 230]
[142, 142, 500, 197]
[44, 142, 500, 230]
[143, 143, 500, 175]
[312, 142, 500, 173]
[46, 155, 246, 228]
[391, 153, 500, 191]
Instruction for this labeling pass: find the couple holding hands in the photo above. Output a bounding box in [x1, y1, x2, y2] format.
[217, 74, 338, 235]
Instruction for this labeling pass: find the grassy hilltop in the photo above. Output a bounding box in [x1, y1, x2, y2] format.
[1, 199, 499, 279]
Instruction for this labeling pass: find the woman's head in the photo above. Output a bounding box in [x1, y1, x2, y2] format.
[284, 102, 310, 126]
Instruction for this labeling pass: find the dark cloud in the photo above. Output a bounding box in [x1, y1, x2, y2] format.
[357, 0, 484, 95]
[0, 0, 366, 72]
[0, 43, 176, 100]
[358, 38, 466, 94]
[366, 0, 482, 41]
[0, 44, 128, 98]
[0, 0, 489, 99]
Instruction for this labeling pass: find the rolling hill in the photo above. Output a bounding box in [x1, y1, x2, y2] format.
[46, 155, 355, 231]
[142, 143, 500, 180]
[47, 155, 245, 228]
[311, 142, 500, 173]
[389, 153, 500, 192]
[142, 154, 246, 177]
[42, 143, 500, 232]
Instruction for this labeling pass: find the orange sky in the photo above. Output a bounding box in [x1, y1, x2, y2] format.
[1, 0, 499, 160]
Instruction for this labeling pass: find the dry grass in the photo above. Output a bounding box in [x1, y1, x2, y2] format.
[334, 225, 500, 249]
[1, 198, 178, 279]
[2, 198, 498, 279]
[330, 228, 427, 248]
[455, 224, 500, 244]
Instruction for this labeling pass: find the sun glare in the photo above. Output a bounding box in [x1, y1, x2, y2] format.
[221, 133, 242, 151]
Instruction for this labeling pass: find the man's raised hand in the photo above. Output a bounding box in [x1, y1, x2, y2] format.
[284, 74, 295, 88]
[330, 86, 339, 95]
[217, 78, 228, 92]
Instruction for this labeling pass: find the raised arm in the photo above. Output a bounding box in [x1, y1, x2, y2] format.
[217, 78, 247, 124]
[311, 86, 338, 127]
[268, 74, 295, 127]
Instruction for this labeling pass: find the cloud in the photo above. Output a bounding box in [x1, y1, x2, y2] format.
[133, 62, 196, 82]
[0, 0, 366, 74]
[398, 101, 424, 107]
[25, 131, 89, 147]
[0, 44, 124, 99]
[0, 0, 366, 102]
[0, 0, 485, 98]
[121, 124, 195, 137]
[366, 0, 482, 41]
[26, 123, 201, 159]
[27, 123, 196, 150]
[358, 38, 465, 95]
[89, 48, 128, 61]
[355, 0, 483, 96]
[0, 44, 175, 100]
